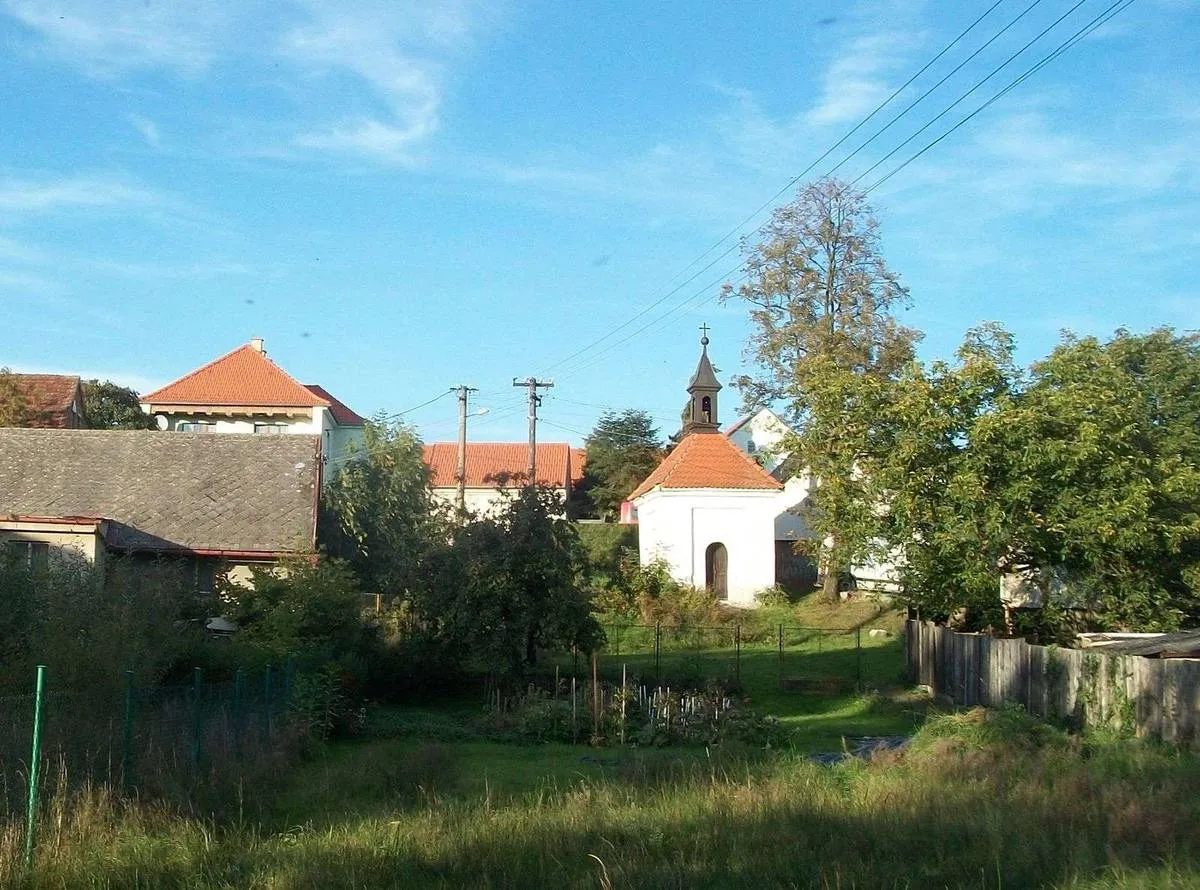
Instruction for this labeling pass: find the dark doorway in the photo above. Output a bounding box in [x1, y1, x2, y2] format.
[705, 542, 728, 600]
[775, 540, 818, 594]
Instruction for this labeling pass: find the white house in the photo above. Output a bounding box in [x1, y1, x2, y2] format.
[139, 338, 365, 480]
[422, 441, 584, 516]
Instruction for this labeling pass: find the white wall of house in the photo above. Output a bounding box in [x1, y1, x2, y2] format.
[634, 488, 778, 606]
[726, 408, 792, 475]
[150, 406, 364, 484]
[430, 485, 570, 518]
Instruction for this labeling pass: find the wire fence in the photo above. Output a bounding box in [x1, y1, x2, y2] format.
[0, 661, 302, 824]
[551, 623, 865, 691]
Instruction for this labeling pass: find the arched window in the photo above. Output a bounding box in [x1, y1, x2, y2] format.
[701, 396, 712, 423]
[705, 542, 728, 600]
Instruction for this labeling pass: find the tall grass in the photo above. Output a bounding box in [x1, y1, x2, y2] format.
[4, 707, 1198, 888]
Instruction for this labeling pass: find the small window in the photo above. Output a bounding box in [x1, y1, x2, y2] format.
[7, 541, 49, 572]
[254, 423, 288, 435]
[179, 422, 213, 433]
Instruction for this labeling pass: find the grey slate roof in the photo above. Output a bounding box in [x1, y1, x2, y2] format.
[0, 429, 319, 554]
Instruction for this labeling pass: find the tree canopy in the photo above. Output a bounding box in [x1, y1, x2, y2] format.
[0, 368, 28, 427]
[579, 409, 664, 520]
[725, 177, 919, 600]
[319, 419, 445, 598]
[418, 485, 602, 679]
[870, 326, 1200, 633]
[83, 379, 156, 429]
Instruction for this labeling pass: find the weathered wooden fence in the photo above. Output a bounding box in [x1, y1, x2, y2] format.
[906, 620, 1200, 747]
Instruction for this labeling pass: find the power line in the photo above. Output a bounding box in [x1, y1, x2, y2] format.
[552, 0, 1130, 384]
[823, 0, 1047, 181]
[534, 0, 1019, 378]
[849, 0, 1091, 187]
[865, 0, 1137, 193]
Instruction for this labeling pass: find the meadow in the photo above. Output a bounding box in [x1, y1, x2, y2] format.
[2, 598, 1199, 889]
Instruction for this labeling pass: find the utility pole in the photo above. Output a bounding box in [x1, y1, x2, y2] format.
[513, 377, 554, 483]
[452, 384, 478, 514]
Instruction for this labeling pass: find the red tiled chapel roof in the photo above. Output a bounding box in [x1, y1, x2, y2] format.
[627, 431, 782, 500]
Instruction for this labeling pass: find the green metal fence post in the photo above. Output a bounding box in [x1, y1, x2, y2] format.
[735, 624, 741, 683]
[24, 664, 46, 871]
[654, 622, 661, 687]
[232, 668, 244, 754]
[191, 667, 203, 769]
[778, 624, 783, 688]
[262, 665, 273, 740]
[121, 670, 135, 792]
[855, 627, 863, 690]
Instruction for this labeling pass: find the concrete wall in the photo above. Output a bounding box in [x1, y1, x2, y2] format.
[635, 488, 778, 606]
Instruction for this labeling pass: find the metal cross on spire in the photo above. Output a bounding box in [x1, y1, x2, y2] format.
[699, 322, 710, 346]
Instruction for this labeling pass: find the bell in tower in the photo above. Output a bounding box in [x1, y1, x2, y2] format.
[684, 324, 721, 434]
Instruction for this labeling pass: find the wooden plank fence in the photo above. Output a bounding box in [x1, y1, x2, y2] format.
[906, 620, 1200, 748]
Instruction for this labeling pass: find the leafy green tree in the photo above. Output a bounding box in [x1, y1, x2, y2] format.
[724, 177, 920, 600]
[0, 367, 29, 427]
[82, 379, 156, 429]
[222, 559, 374, 663]
[579, 409, 664, 519]
[876, 326, 1200, 633]
[418, 485, 602, 679]
[319, 419, 445, 598]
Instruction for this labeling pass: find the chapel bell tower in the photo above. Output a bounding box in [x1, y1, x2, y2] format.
[685, 324, 721, 434]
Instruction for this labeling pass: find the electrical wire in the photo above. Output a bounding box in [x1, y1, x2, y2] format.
[534, 0, 1017, 378]
[864, 0, 1137, 193]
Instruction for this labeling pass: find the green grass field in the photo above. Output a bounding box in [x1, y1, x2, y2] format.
[3, 599, 1199, 888]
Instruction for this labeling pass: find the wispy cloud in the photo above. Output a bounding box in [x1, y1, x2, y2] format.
[0, 175, 159, 213]
[805, 32, 919, 127]
[281, 1, 491, 162]
[2, 0, 499, 162]
[128, 114, 162, 148]
[0, 0, 238, 75]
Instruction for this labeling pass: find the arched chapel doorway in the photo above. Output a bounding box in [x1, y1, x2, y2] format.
[705, 542, 728, 600]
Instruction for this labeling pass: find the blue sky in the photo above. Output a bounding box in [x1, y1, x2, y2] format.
[1, 0, 1197, 445]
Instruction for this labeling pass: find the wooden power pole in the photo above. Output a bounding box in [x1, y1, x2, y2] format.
[452, 384, 478, 514]
[512, 377, 554, 483]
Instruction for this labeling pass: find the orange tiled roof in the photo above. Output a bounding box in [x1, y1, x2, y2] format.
[423, 442, 575, 489]
[627, 431, 782, 500]
[11, 375, 82, 429]
[304, 384, 366, 426]
[143, 344, 362, 425]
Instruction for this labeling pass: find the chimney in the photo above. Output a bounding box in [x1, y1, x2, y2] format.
[250, 337, 266, 354]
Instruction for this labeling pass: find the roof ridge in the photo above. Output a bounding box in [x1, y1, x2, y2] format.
[142, 343, 252, 400]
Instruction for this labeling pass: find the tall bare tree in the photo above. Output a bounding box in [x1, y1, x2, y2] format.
[724, 178, 920, 600]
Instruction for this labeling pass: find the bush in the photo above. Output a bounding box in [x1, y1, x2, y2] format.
[0, 552, 215, 696]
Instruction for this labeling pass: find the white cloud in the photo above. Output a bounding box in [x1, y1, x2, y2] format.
[1, 0, 498, 162]
[0, 176, 158, 213]
[0, 0, 239, 75]
[281, 1, 490, 162]
[128, 114, 161, 148]
[805, 32, 918, 127]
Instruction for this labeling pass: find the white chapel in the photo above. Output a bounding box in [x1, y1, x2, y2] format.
[626, 331, 785, 605]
